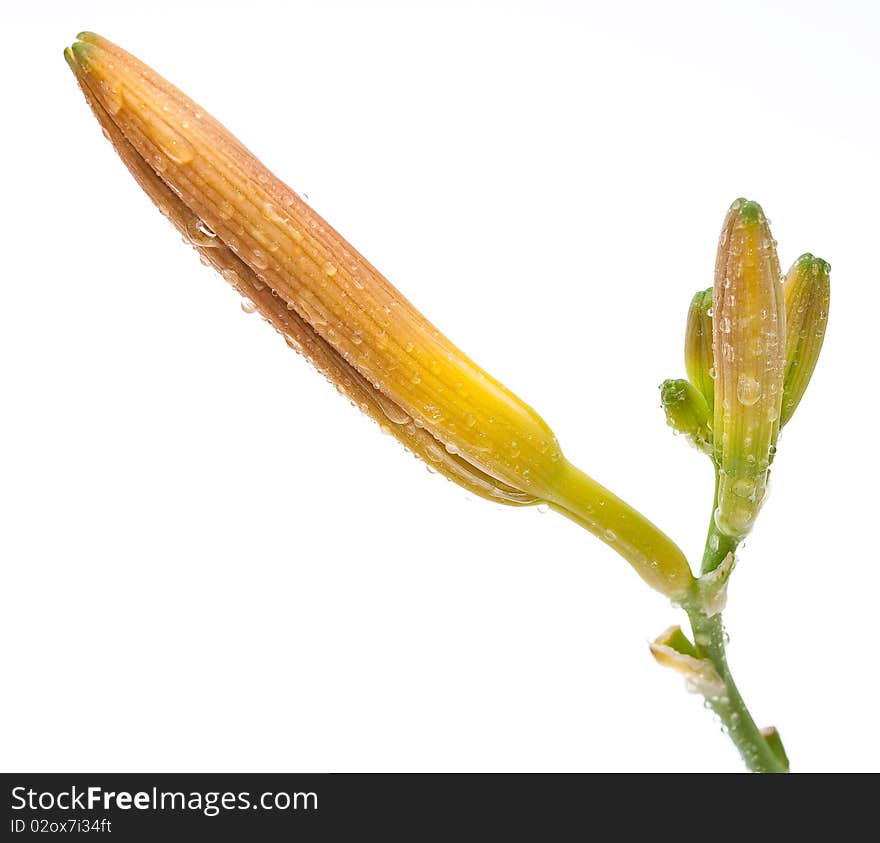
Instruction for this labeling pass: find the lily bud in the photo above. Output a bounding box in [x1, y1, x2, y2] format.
[684, 288, 715, 412]
[711, 199, 785, 539]
[781, 254, 830, 427]
[659, 378, 711, 452]
[65, 33, 695, 598]
[65, 34, 561, 503]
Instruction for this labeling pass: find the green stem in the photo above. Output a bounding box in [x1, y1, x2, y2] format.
[700, 470, 738, 575]
[686, 470, 789, 773]
[687, 610, 786, 772]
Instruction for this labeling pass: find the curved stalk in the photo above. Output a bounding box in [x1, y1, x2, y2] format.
[548, 461, 694, 600]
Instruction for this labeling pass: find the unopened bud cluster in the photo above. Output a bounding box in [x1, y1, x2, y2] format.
[661, 199, 830, 540]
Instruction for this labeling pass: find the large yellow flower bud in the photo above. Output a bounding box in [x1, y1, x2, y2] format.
[65, 33, 694, 598]
[711, 199, 785, 539]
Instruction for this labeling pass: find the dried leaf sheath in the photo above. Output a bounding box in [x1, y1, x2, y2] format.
[64, 48, 535, 506]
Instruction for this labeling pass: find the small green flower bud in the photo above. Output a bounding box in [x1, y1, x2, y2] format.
[685, 287, 715, 412]
[781, 254, 830, 427]
[660, 378, 711, 451]
[712, 199, 785, 539]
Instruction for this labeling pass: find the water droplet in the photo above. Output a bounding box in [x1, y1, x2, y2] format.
[375, 394, 410, 425]
[155, 124, 195, 165]
[729, 506, 753, 531]
[736, 374, 762, 406]
[251, 249, 269, 270]
[262, 200, 287, 224]
[536, 503, 550, 515]
[300, 299, 328, 327]
[323, 261, 337, 277]
[197, 220, 216, 239]
[604, 529, 617, 542]
[405, 342, 415, 353]
[185, 219, 219, 248]
[732, 477, 756, 499]
[240, 298, 256, 314]
[465, 413, 477, 428]
[708, 366, 717, 379]
[424, 443, 444, 463]
[99, 81, 124, 115]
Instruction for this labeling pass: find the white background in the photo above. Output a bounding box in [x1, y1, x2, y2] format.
[2, 1, 877, 772]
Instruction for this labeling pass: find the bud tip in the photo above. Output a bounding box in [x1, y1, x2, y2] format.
[792, 252, 831, 276]
[731, 197, 765, 223]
